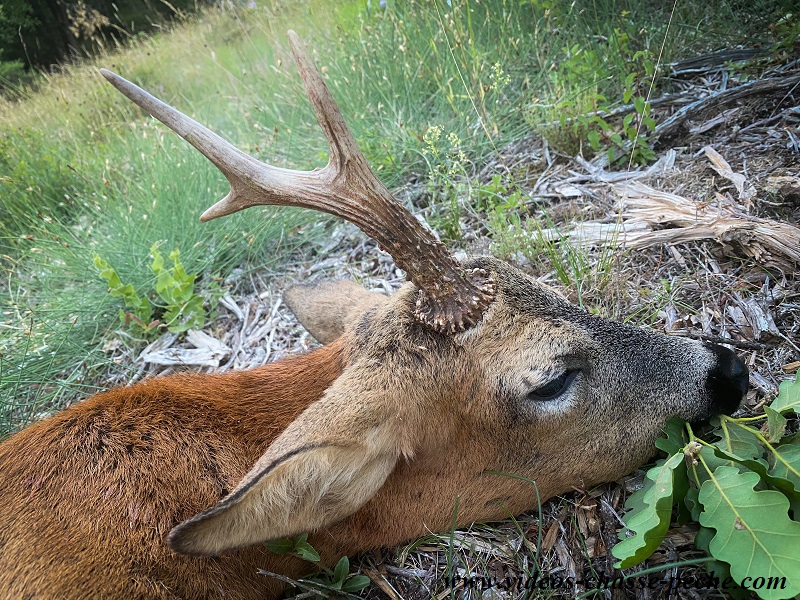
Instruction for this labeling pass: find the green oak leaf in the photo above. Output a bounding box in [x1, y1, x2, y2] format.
[768, 437, 800, 496]
[716, 420, 763, 461]
[771, 376, 799, 414]
[764, 406, 787, 443]
[613, 452, 684, 568]
[698, 466, 800, 599]
[623, 481, 649, 519]
[685, 487, 702, 521]
[709, 443, 799, 501]
[691, 445, 738, 488]
[655, 418, 688, 455]
[694, 527, 750, 600]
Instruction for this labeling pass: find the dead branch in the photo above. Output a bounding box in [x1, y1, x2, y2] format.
[669, 48, 770, 77]
[654, 73, 800, 141]
[550, 181, 800, 269]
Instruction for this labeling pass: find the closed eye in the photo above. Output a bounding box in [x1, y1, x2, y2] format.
[527, 370, 580, 402]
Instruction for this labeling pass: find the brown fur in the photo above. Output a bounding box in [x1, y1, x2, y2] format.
[0, 257, 746, 599]
[0, 342, 344, 599]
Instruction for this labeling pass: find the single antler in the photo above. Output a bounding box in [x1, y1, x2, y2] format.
[100, 31, 494, 333]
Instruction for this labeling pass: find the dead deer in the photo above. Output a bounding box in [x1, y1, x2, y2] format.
[0, 32, 748, 600]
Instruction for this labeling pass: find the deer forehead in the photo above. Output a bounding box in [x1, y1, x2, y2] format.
[347, 257, 598, 373]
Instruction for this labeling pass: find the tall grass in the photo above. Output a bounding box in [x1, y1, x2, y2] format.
[1, 0, 791, 435]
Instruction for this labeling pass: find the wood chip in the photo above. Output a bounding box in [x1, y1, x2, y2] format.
[703, 145, 756, 204]
[782, 360, 800, 373]
[554, 538, 577, 580]
[541, 520, 560, 554]
[139, 330, 231, 367]
[732, 293, 780, 340]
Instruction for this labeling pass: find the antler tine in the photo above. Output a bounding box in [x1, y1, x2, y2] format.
[286, 31, 354, 172]
[101, 32, 495, 333]
[100, 68, 320, 222]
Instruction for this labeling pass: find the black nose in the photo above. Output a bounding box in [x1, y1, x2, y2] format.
[704, 344, 749, 415]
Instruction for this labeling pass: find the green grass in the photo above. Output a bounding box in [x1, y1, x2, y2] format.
[1, 0, 793, 435]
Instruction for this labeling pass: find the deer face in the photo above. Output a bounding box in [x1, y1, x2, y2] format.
[454, 257, 743, 485]
[323, 256, 747, 530]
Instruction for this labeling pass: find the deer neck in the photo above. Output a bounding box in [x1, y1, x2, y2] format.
[225, 338, 348, 454]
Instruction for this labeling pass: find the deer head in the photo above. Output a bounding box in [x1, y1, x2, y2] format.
[0, 32, 748, 599]
[101, 31, 747, 557]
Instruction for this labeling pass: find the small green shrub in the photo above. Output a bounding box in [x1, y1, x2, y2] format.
[94, 243, 208, 336]
[540, 30, 658, 166]
[613, 376, 800, 600]
[474, 174, 525, 215]
[581, 91, 657, 166]
[94, 253, 155, 332]
[772, 12, 800, 52]
[0, 59, 33, 90]
[265, 535, 371, 598]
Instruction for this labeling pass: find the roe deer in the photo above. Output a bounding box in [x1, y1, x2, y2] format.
[0, 32, 748, 600]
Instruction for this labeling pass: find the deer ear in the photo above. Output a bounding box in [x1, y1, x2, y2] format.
[283, 280, 388, 343]
[167, 373, 403, 556]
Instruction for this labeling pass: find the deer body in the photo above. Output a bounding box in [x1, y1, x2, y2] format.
[0, 342, 343, 599]
[0, 33, 749, 599]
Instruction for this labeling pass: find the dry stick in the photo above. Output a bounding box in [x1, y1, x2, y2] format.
[653, 73, 800, 141]
[670, 332, 767, 351]
[737, 104, 800, 134]
[668, 47, 770, 77]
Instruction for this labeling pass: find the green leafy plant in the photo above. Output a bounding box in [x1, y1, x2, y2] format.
[94, 243, 206, 336]
[93, 254, 156, 333]
[265, 535, 371, 598]
[613, 376, 800, 600]
[265, 533, 321, 563]
[474, 174, 525, 215]
[542, 31, 658, 166]
[423, 131, 527, 244]
[771, 12, 800, 53]
[149, 245, 205, 333]
[581, 92, 657, 166]
[421, 125, 470, 243]
[575, 47, 657, 166]
[305, 556, 372, 597]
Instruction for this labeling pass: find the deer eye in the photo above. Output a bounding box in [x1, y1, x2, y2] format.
[527, 370, 580, 402]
